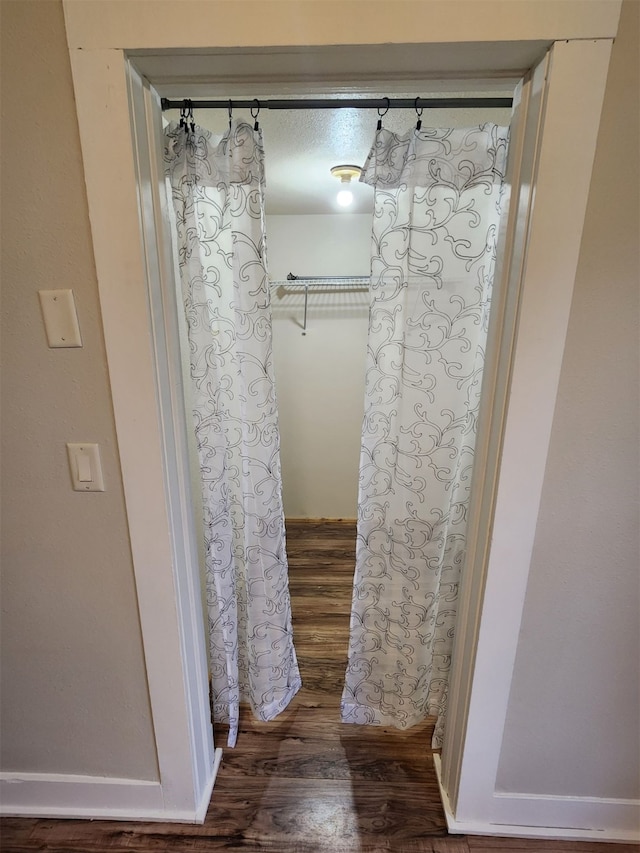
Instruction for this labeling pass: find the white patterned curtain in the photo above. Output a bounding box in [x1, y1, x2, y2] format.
[164, 120, 301, 747]
[341, 124, 509, 746]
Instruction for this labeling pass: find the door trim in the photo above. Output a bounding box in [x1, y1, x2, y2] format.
[62, 3, 619, 829]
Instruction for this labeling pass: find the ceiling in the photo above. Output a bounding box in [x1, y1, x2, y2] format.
[165, 92, 512, 215]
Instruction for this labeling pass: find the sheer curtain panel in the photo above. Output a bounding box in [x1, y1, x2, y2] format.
[341, 124, 509, 746]
[164, 120, 301, 748]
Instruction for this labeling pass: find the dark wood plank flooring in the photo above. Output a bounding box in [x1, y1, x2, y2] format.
[1, 520, 636, 852]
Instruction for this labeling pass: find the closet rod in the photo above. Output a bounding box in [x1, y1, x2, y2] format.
[161, 97, 513, 111]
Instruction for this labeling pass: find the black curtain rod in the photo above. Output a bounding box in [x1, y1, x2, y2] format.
[161, 96, 512, 111]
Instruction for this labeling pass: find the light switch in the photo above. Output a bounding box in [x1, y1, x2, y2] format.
[67, 443, 105, 492]
[39, 289, 82, 348]
[76, 452, 92, 482]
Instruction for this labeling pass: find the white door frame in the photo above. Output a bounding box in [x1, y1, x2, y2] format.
[55, 0, 623, 834]
[437, 39, 638, 842]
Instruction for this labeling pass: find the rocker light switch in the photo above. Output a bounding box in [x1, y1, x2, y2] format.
[38, 289, 82, 348]
[76, 452, 92, 482]
[67, 443, 105, 492]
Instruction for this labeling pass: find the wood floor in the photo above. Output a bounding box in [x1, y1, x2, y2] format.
[1, 520, 636, 852]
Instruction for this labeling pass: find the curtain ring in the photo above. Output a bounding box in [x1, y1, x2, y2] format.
[179, 98, 188, 131]
[415, 96, 424, 130]
[186, 98, 195, 134]
[377, 97, 390, 130]
[251, 98, 260, 131]
[179, 98, 195, 135]
[228, 99, 233, 129]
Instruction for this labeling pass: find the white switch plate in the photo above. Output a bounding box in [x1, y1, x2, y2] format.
[39, 289, 82, 348]
[66, 443, 105, 492]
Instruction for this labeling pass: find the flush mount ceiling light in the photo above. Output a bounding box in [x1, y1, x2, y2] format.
[331, 164, 362, 208]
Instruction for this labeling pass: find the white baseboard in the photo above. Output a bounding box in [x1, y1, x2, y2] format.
[433, 755, 640, 844]
[194, 747, 223, 824]
[0, 752, 223, 823]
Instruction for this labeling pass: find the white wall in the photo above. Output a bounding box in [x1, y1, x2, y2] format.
[0, 0, 158, 779]
[267, 214, 371, 518]
[496, 0, 639, 801]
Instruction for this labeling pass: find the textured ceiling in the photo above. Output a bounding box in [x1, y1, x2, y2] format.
[166, 92, 512, 215]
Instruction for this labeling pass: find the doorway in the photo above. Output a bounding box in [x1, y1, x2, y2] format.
[160, 92, 515, 839]
[161, 92, 514, 752]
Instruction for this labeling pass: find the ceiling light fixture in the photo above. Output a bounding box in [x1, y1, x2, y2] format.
[331, 164, 362, 209]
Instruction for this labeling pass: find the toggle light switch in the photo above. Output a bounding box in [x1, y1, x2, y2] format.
[66, 443, 105, 492]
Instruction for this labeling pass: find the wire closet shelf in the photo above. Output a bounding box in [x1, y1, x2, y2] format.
[270, 274, 370, 334]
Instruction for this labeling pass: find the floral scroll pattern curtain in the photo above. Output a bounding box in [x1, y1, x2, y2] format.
[341, 123, 509, 746]
[164, 120, 301, 747]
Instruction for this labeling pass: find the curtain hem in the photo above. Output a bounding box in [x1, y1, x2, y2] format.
[254, 676, 303, 723]
[341, 700, 445, 748]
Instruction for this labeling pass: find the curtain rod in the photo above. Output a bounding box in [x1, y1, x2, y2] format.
[161, 97, 513, 112]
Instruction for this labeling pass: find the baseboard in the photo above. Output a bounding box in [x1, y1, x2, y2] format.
[0, 752, 223, 823]
[433, 754, 640, 844]
[194, 747, 223, 823]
